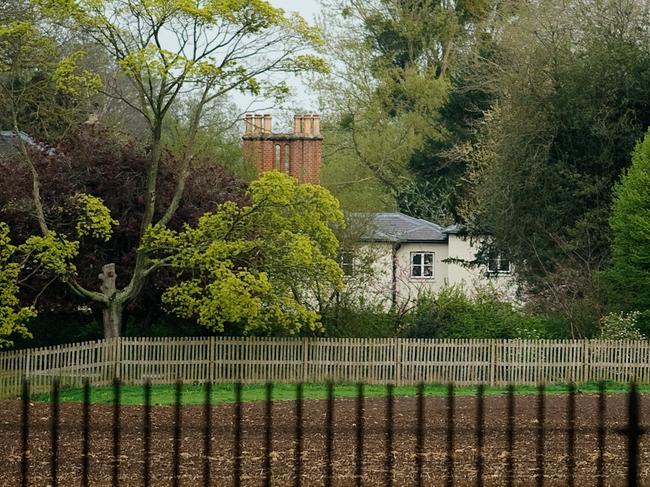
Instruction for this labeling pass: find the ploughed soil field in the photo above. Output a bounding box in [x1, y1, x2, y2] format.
[1, 394, 650, 486]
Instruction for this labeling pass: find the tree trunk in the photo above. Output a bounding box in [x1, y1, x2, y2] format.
[99, 263, 122, 338]
[103, 300, 123, 338]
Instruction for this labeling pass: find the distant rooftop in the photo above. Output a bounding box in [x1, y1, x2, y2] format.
[0, 130, 55, 156]
[349, 212, 449, 243]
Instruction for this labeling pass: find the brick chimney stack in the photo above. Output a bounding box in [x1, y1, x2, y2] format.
[242, 113, 323, 184]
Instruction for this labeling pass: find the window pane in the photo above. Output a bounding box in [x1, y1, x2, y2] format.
[423, 265, 433, 277]
[488, 258, 498, 273]
[340, 251, 354, 276]
[274, 144, 281, 170]
[412, 253, 421, 265]
[424, 253, 433, 265]
[412, 266, 421, 277]
[499, 258, 511, 272]
[284, 144, 290, 173]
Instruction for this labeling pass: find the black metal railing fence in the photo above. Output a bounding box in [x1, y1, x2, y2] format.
[13, 379, 648, 486]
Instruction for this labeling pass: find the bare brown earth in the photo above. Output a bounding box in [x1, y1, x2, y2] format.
[2, 394, 650, 486]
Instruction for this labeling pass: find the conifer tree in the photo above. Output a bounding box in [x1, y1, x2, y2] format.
[607, 129, 650, 327]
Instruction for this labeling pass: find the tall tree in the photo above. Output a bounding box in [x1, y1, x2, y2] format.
[0, 127, 247, 332]
[462, 0, 650, 334]
[143, 171, 344, 335]
[317, 0, 494, 222]
[606, 129, 650, 331]
[6, 0, 326, 337]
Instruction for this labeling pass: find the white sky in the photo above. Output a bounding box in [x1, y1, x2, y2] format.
[231, 0, 325, 127]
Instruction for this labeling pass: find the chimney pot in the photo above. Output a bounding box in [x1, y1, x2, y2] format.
[263, 114, 272, 133]
[254, 114, 263, 134]
[313, 115, 321, 136]
[294, 114, 303, 134]
[306, 115, 315, 135]
[244, 113, 254, 135]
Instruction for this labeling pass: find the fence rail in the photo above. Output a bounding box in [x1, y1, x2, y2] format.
[2, 337, 650, 398]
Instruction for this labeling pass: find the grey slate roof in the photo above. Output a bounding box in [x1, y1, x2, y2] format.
[443, 223, 462, 235]
[349, 212, 448, 243]
[0, 131, 55, 155]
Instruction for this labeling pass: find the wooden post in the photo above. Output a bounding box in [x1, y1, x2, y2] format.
[581, 340, 588, 384]
[395, 337, 402, 386]
[302, 337, 309, 383]
[25, 348, 31, 388]
[489, 341, 496, 387]
[113, 336, 122, 380]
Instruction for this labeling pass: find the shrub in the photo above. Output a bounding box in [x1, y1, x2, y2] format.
[402, 286, 562, 339]
[320, 303, 396, 338]
[606, 128, 650, 318]
[598, 311, 646, 340]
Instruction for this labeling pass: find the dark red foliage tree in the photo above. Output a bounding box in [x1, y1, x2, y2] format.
[0, 126, 247, 336]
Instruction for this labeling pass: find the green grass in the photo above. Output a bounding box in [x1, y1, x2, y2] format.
[30, 381, 650, 406]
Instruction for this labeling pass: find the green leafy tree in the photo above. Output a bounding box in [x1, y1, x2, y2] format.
[606, 130, 650, 326]
[0, 222, 35, 347]
[317, 0, 495, 221]
[6, 0, 326, 337]
[0, 199, 118, 346]
[462, 0, 650, 334]
[142, 171, 345, 334]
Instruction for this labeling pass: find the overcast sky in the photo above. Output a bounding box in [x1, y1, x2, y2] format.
[231, 0, 325, 125]
[274, 0, 322, 19]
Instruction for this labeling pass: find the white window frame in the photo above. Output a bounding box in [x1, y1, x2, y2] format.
[340, 250, 355, 277]
[487, 255, 512, 275]
[410, 251, 435, 279]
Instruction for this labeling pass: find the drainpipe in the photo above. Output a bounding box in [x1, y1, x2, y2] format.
[391, 242, 401, 310]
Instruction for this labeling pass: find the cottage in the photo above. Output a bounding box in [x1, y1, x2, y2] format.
[340, 212, 516, 309]
[242, 113, 516, 309]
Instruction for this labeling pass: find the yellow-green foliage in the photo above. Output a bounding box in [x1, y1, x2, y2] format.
[70, 193, 119, 241]
[0, 223, 35, 347]
[21, 232, 79, 276]
[52, 51, 101, 96]
[143, 172, 344, 334]
[0, 193, 117, 344]
[34, 0, 327, 91]
[0, 20, 100, 97]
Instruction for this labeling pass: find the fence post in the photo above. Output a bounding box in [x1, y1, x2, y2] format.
[25, 348, 31, 385]
[113, 337, 122, 381]
[208, 336, 214, 383]
[489, 341, 496, 387]
[581, 340, 588, 384]
[395, 338, 402, 386]
[302, 337, 309, 383]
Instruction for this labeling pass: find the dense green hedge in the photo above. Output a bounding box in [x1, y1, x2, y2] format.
[401, 287, 568, 339]
[11, 287, 577, 349]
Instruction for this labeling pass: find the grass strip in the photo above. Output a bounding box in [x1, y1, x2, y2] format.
[29, 381, 649, 406]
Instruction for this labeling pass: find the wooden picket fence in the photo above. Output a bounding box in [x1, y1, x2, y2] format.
[2, 337, 650, 398]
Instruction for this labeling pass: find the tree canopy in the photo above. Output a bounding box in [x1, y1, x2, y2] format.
[0, 127, 246, 321]
[606, 129, 650, 330]
[0, 222, 35, 347]
[317, 0, 495, 223]
[143, 171, 345, 334]
[1, 0, 328, 338]
[459, 0, 650, 333]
